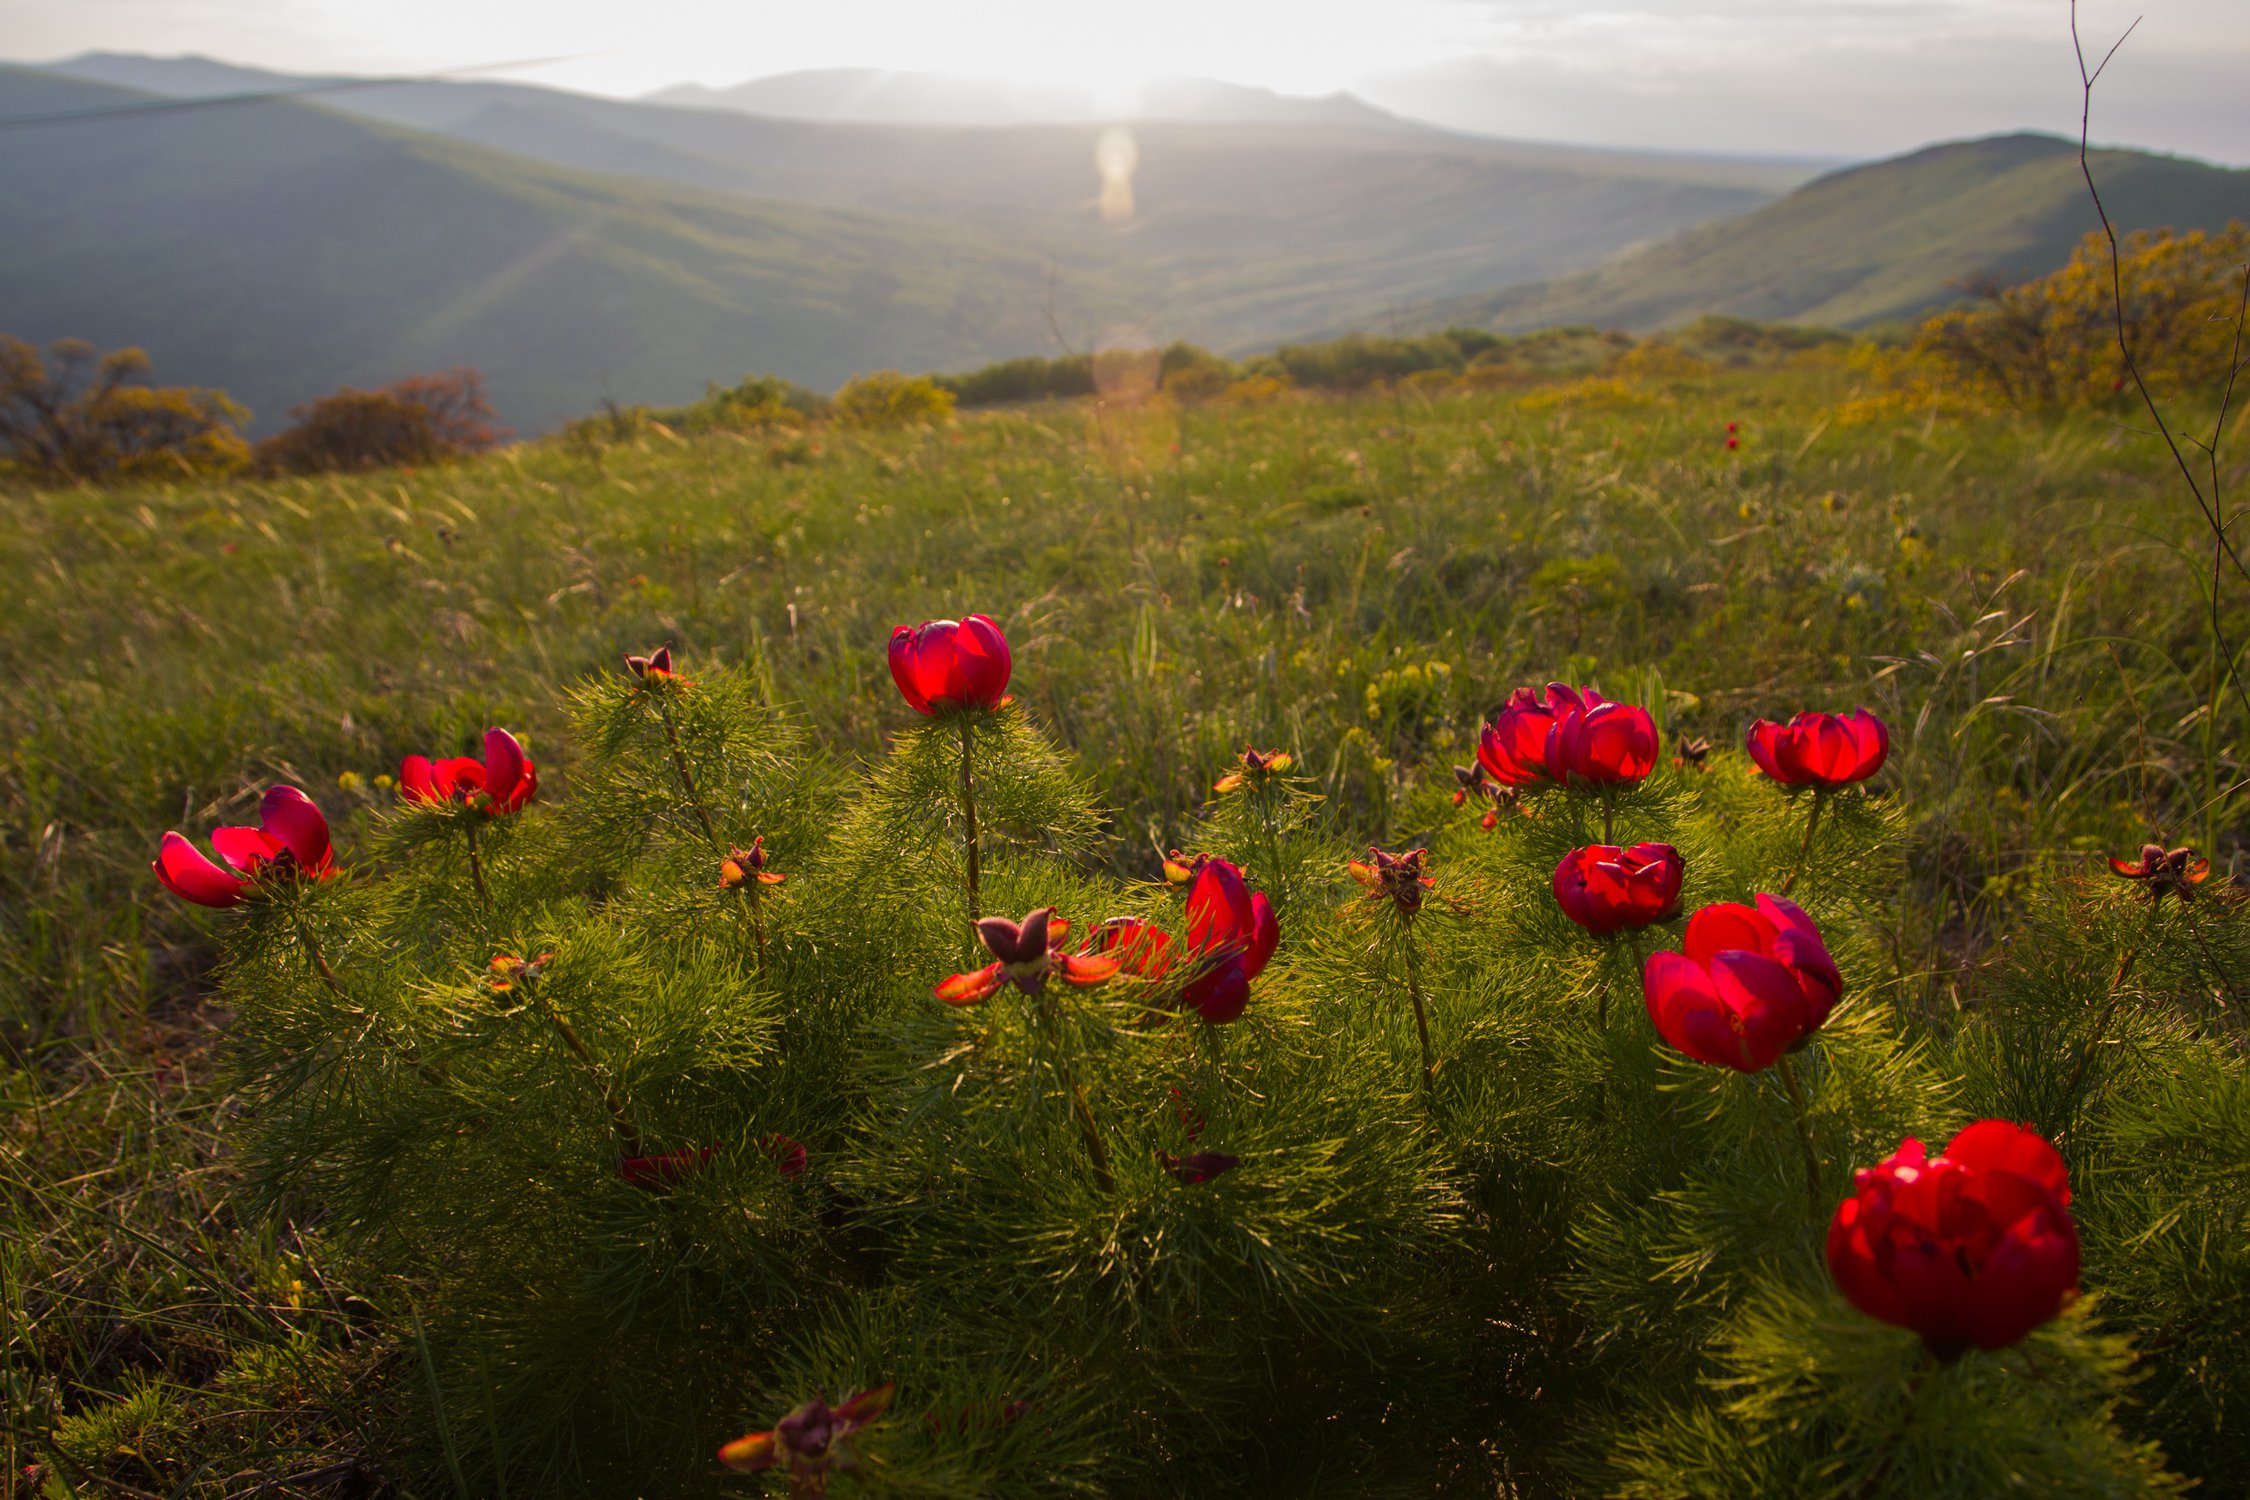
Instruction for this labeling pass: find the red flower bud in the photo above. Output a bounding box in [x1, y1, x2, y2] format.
[401, 727, 538, 814]
[1552, 843, 1683, 933]
[1827, 1121, 2079, 1359]
[887, 615, 1011, 714]
[1642, 894, 1842, 1072]
[1746, 709, 1889, 790]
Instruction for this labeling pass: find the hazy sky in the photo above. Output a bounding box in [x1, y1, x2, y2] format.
[5, 0, 2245, 161]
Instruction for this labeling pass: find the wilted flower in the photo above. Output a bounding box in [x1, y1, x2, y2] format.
[934, 907, 1120, 1006]
[1451, 763, 1489, 806]
[1673, 735, 1712, 770]
[2107, 843, 2210, 903]
[153, 786, 336, 908]
[401, 727, 538, 814]
[1158, 1149, 1241, 1184]
[720, 838, 786, 889]
[1545, 687, 1659, 787]
[887, 615, 1011, 714]
[1162, 849, 1209, 885]
[485, 951, 554, 992]
[1643, 894, 1842, 1072]
[1350, 845, 1433, 916]
[1827, 1120, 2079, 1359]
[622, 642, 692, 687]
[1746, 709, 1890, 790]
[1214, 746, 1292, 793]
[719, 1385, 894, 1482]
[1552, 843, 1684, 933]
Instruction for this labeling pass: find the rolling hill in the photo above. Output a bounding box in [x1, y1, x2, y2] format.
[1418, 133, 2250, 334]
[0, 67, 1131, 433]
[29, 54, 1815, 352]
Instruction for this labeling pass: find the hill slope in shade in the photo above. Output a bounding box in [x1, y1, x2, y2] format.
[1421, 134, 2250, 334]
[31, 54, 1815, 350]
[0, 69, 1130, 434]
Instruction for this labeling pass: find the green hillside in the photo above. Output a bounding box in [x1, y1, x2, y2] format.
[34, 55, 1814, 353]
[0, 68, 1129, 433]
[1421, 133, 2250, 333]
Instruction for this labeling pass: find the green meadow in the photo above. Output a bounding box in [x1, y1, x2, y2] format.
[4, 352, 2245, 1493]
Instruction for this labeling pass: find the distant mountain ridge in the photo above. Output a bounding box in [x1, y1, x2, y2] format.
[1414, 133, 2250, 334]
[649, 68, 1412, 130]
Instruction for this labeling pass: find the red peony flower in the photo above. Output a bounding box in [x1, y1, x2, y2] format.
[1350, 845, 1433, 916]
[887, 615, 1011, 714]
[1642, 894, 1842, 1072]
[719, 838, 786, 889]
[760, 1132, 808, 1179]
[1545, 688, 1659, 787]
[1158, 1149, 1241, 1184]
[720, 1385, 894, 1477]
[1746, 709, 1890, 790]
[1476, 684, 1572, 787]
[1553, 843, 1683, 933]
[934, 907, 1120, 1006]
[2107, 843, 2210, 904]
[153, 785, 336, 908]
[1093, 857, 1277, 1025]
[1826, 1120, 2080, 1359]
[401, 727, 538, 814]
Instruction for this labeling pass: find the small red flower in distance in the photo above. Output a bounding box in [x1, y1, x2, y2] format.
[719, 838, 786, 889]
[622, 642, 693, 687]
[1725, 435, 1739, 450]
[154, 786, 336, 908]
[401, 727, 538, 814]
[1350, 845, 1433, 916]
[1746, 709, 1889, 790]
[1544, 687, 1659, 787]
[1214, 747, 1292, 793]
[934, 907, 1120, 1006]
[1827, 1120, 2079, 1359]
[1158, 1150, 1241, 1184]
[1643, 894, 1842, 1072]
[1552, 843, 1683, 933]
[887, 615, 1011, 713]
[720, 1385, 893, 1477]
[2107, 843, 2210, 903]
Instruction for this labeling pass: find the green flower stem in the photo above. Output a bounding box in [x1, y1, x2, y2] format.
[290, 912, 445, 1083]
[525, 985, 642, 1159]
[1779, 793, 1826, 896]
[1773, 1052, 1823, 1209]
[958, 717, 983, 929]
[1041, 1000, 1113, 1193]
[1401, 915, 1435, 1095]
[653, 688, 722, 855]
[2059, 904, 2159, 1113]
[1853, 1350, 1934, 1500]
[462, 818, 493, 915]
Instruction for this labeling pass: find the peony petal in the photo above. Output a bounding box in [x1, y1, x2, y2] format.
[1684, 902, 1774, 964]
[934, 964, 1005, 1005]
[836, 1383, 896, 1428]
[1644, 951, 1745, 1069]
[260, 785, 332, 873]
[154, 831, 247, 907]
[1965, 1205, 2079, 1350]
[888, 625, 933, 714]
[1943, 1120, 2071, 1206]
[717, 1431, 778, 1472]
[1185, 958, 1251, 1024]
[210, 825, 285, 874]
[1058, 952, 1120, 986]
[1746, 720, 1788, 780]
[1709, 950, 1815, 1067]
[1244, 892, 1278, 979]
[1186, 858, 1254, 955]
[956, 614, 1013, 707]
[483, 728, 528, 808]
[1826, 1197, 1911, 1328]
[400, 754, 438, 803]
